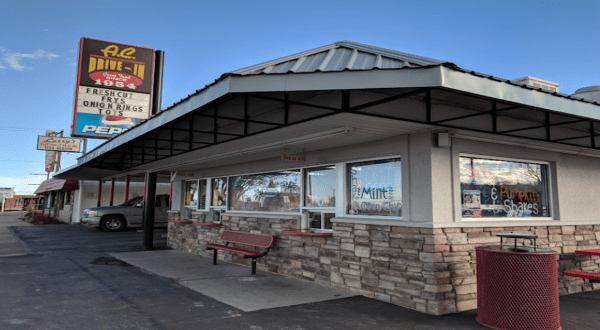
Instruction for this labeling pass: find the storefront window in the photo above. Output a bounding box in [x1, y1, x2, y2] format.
[305, 166, 336, 207]
[460, 156, 550, 218]
[308, 212, 334, 231]
[211, 178, 228, 207]
[229, 170, 301, 212]
[348, 158, 402, 216]
[184, 180, 198, 208]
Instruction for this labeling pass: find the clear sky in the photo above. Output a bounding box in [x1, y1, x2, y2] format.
[1, 0, 599, 194]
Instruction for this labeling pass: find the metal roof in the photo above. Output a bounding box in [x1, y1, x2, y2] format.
[230, 41, 449, 76]
[54, 41, 600, 181]
[34, 179, 79, 194]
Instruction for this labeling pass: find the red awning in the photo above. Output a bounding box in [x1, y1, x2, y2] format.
[34, 179, 79, 194]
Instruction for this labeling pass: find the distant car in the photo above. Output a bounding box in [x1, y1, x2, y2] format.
[81, 195, 170, 232]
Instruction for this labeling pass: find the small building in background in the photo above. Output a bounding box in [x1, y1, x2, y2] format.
[34, 178, 170, 223]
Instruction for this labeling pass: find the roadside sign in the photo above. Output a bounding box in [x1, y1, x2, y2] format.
[72, 37, 155, 139]
[44, 130, 57, 173]
[0, 188, 15, 199]
[37, 136, 83, 152]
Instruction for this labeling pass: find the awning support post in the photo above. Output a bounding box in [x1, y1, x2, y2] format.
[109, 178, 115, 206]
[97, 180, 102, 207]
[125, 175, 130, 201]
[143, 172, 157, 249]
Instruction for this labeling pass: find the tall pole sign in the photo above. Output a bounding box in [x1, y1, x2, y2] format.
[44, 130, 58, 177]
[72, 37, 155, 139]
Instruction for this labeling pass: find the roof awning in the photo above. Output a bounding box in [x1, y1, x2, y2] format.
[53, 41, 600, 181]
[34, 179, 79, 194]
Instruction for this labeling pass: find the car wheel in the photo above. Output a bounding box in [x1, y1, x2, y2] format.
[101, 216, 126, 232]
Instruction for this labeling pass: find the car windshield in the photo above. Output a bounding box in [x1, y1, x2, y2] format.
[119, 196, 144, 207]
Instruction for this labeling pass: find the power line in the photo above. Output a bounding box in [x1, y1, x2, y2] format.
[0, 126, 66, 132]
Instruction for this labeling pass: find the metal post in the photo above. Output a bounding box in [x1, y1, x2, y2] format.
[109, 178, 115, 206]
[1, 197, 4, 213]
[143, 172, 157, 249]
[142, 174, 147, 230]
[55, 131, 63, 172]
[125, 175, 130, 201]
[151, 50, 164, 116]
[169, 180, 173, 209]
[97, 180, 102, 207]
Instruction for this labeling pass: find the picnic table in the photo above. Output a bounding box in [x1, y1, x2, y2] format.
[564, 248, 600, 282]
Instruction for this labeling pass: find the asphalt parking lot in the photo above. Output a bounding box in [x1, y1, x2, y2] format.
[1, 213, 599, 330]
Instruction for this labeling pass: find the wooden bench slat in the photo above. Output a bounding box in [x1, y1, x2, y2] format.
[205, 243, 264, 257]
[205, 230, 276, 275]
[565, 271, 600, 281]
[220, 230, 275, 248]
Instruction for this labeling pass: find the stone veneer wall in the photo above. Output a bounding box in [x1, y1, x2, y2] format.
[167, 212, 600, 315]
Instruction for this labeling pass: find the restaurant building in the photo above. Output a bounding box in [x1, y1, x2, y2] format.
[55, 41, 600, 315]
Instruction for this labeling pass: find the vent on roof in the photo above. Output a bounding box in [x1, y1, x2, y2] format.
[572, 86, 600, 103]
[511, 76, 559, 93]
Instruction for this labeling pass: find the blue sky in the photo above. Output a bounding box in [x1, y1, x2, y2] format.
[1, 0, 599, 194]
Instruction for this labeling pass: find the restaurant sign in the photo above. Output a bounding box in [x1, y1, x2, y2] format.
[37, 136, 83, 153]
[72, 37, 155, 139]
[44, 130, 57, 173]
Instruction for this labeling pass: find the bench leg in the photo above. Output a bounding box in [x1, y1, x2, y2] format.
[212, 249, 218, 265]
[251, 258, 256, 276]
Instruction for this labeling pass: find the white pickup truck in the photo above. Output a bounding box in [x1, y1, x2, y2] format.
[81, 195, 170, 232]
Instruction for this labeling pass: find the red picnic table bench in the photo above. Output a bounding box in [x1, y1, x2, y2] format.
[205, 230, 275, 275]
[564, 248, 600, 283]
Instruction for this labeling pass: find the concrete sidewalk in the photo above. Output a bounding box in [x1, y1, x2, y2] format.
[0, 212, 32, 257]
[112, 249, 355, 312]
[112, 248, 600, 330]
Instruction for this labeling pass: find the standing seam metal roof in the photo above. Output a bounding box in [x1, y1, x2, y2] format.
[230, 41, 449, 75]
[75, 41, 600, 162]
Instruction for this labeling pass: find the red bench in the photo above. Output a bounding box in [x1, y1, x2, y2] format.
[205, 230, 275, 275]
[564, 249, 600, 283]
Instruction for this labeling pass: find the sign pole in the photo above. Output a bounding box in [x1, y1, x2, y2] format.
[152, 50, 165, 116]
[55, 131, 63, 172]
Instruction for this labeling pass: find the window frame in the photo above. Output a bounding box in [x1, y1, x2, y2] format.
[302, 165, 337, 231]
[303, 165, 337, 209]
[344, 156, 403, 219]
[183, 179, 200, 209]
[210, 177, 228, 210]
[458, 153, 554, 221]
[229, 169, 303, 213]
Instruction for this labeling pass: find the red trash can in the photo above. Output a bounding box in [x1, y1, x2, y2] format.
[476, 233, 561, 330]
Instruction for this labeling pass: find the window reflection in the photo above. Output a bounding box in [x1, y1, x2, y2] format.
[211, 178, 227, 207]
[229, 171, 301, 212]
[348, 158, 402, 216]
[305, 166, 336, 207]
[184, 180, 198, 207]
[459, 156, 550, 218]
